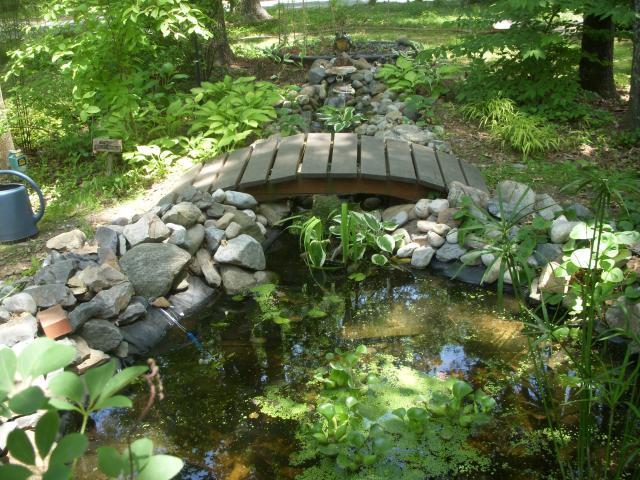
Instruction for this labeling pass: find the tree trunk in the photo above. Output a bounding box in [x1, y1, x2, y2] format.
[579, 13, 617, 99]
[202, 0, 233, 74]
[238, 0, 272, 21]
[626, 0, 640, 129]
[0, 84, 15, 169]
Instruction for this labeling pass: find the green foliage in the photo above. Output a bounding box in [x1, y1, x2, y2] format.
[317, 106, 364, 133]
[0, 338, 181, 480]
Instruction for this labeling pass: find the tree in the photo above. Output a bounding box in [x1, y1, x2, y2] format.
[627, 0, 640, 129]
[0, 84, 15, 169]
[201, 0, 233, 71]
[238, 0, 272, 21]
[579, 12, 617, 98]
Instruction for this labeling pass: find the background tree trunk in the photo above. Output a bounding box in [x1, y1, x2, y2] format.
[239, 0, 272, 21]
[626, 0, 640, 130]
[0, 84, 14, 169]
[202, 0, 233, 74]
[579, 14, 617, 98]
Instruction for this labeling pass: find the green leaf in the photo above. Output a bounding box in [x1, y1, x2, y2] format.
[98, 446, 124, 478]
[569, 222, 594, 240]
[42, 464, 72, 480]
[345, 396, 359, 409]
[84, 361, 116, 405]
[346, 431, 366, 448]
[36, 410, 60, 459]
[308, 240, 326, 268]
[8, 428, 36, 465]
[49, 433, 88, 466]
[0, 347, 17, 394]
[355, 345, 367, 355]
[137, 455, 184, 480]
[569, 248, 592, 269]
[317, 403, 336, 421]
[452, 381, 473, 400]
[306, 308, 327, 319]
[371, 254, 388, 266]
[94, 395, 133, 410]
[49, 372, 84, 405]
[601, 267, 624, 283]
[348, 272, 366, 282]
[18, 339, 75, 378]
[9, 386, 47, 415]
[98, 361, 147, 403]
[614, 231, 640, 245]
[0, 464, 32, 480]
[375, 234, 395, 253]
[372, 434, 394, 454]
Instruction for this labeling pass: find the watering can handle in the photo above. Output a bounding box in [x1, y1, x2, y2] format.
[0, 170, 46, 223]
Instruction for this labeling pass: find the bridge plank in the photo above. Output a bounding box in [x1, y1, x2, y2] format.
[460, 161, 488, 192]
[435, 150, 466, 186]
[192, 154, 227, 191]
[360, 136, 387, 180]
[214, 147, 252, 190]
[331, 133, 358, 178]
[386, 139, 416, 183]
[300, 133, 331, 178]
[411, 144, 444, 190]
[270, 133, 305, 184]
[239, 137, 278, 188]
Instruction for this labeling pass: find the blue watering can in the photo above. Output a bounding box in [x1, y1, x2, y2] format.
[0, 170, 46, 243]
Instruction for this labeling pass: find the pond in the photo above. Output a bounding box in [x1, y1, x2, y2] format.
[77, 234, 559, 479]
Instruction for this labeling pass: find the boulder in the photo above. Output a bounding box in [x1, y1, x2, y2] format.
[535, 194, 562, 221]
[2, 292, 37, 315]
[211, 188, 226, 203]
[538, 262, 570, 294]
[308, 66, 327, 84]
[429, 199, 450, 215]
[258, 202, 291, 226]
[23, 284, 76, 308]
[95, 226, 120, 256]
[414, 199, 431, 219]
[411, 246, 435, 268]
[121, 308, 171, 355]
[168, 276, 216, 316]
[427, 231, 445, 248]
[447, 181, 490, 208]
[397, 242, 419, 258]
[215, 212, 235, 230]
[77, 264, 126, 292]
[162, 202, 203, 228]
[214, 235, 266, 270]
[182, 224, 205, 255]
[219, 265, 274, 295]
[0, 314, 37, 347]
[91, 282, 135, 318]
[123, 213, 170, 246]
[495, 180, 536, 217]
[116, 299, 147, 326]
[195, 249, 222, 287]
[69, 302, 101, 331]
[206, 203, 226, 219]
[81, 320, 123, 352]
[224, 191, 258, 210]
[383, 124, 435, 144]
[166, 223, 187, 246]
[435, 243, 467, 262]
[0, 307, 10, 323]
[225, 211, 265, 242]
[437, 208, 460, 228]
[532, 243, 563, 267]
[382, 204, 416, 227]
[46, 229, 86, 251]
[417, 221, 451, 237]
[34, 260, 76, 285]
[446, 229, 459, 244]
[205, 226, 226, 252]
[550, 216, 579, 244]
[120, 243, 192, 299]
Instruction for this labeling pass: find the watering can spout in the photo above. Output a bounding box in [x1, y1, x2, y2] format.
[0, 169, 46, 243]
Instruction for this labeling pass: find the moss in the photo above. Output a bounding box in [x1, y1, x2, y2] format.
[254, 385, 309, 421]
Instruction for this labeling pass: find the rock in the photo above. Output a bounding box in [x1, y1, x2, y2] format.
[23, 284, 76, 308]
[414, 199, 431, 219]
[532, 243, 563, 266]
[162, 202, 203, 228]
[168, 276, 216, 317]
[482, 259, 502, 284]
[90, 282, 134, 318]
[417, 221, 451, 236]
[121, 308, 171, 355]
[447, 181, 490, 208]
[77, 264, 126, 292]
[227, 211, 265, 242]
[565, 203, 594, 220]
[429, 199, 450, 214]
[177, 185, 205, 203]
[446, 229, 459, 244]
[206, 203, 226, 219]
[166, 223, 187, 246]
[397, 242, 419, 258]
[463, 234, 486, 250]
[369, 81, 386, 96]
[46, 229, 86, 251]
[95, 226, 120, 256]
[435, 243, 467, 262]
[81, 320, 123, 352]
[0, 307, 10, 323]
[215, 212, 235, 230]
[34, 260, 76, 285]
[550, 216, 579, 244]
[68, 302, 100, 331]
[224, 191, 258, 210]
[0, 314, 37, 347]
[196, 249, 222, 287]
[113, 341, 129, 358]
[427, 231, 445, 248]
[535, 194, 562, 221]
[460, 251, 482, 266]
[211, 188, 226, 203]
[214, 235, 266, 271]
[496, 180, 536, 217]
[183, 224, 205, 255]
[120, 243, 192, 298]
[382, 204, 416, 226]
[411, 246, 436, 268]
[2, 292, 37, 315]
[258, 202, 291, 226]
[219, 265, 272, 295]
[205, 226, 225, 252]
[308, 66, 327, 84]
[538, 262, 570, 294]
[383, 124, 435, 145]
[123, 213, 170, 246]
[605, 298, 640, 346]
[116, 299, 147, 326]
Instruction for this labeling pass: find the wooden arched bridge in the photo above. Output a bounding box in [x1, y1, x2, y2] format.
[190, 133, 487, 201]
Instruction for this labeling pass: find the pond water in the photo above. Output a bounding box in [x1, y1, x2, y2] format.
[78, 235, 560, 479]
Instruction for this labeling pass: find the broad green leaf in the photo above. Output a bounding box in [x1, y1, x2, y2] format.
[372, 434, 394, 454]
[601, 267, 624, 283]
[94, 395, 133, 410]
[375, 234, 395, 253]
[0, 347, 17, 393]
[97, 446, 123, 477]
[346, 431, 366, 448]
[49, 433, 88, 466]
[306, 309, 327, 319]
[18, 339, 75, 378]
[345, 396, 359, 409]
[0, 464, 32, 480]
[98, 366, 147, 404]
[569, 222, 595, 240]
[42, 464, 72, 480]
[348, 272, 366, 282]
[83, 361, 116, 405]
[317, 403, 336, 421]
[49, 372, 84, 405]
[8, 428, 36, 465]
[36, 410, 60, 459]
[614, 231, 640, 245]
[371, 254, 388, 266]
[9, 386, 47, 415]
[452, 381, 473, 400]
[308, 240, 326, 268]
[569, 248, 592, 269]
[355, 345, 367, 355]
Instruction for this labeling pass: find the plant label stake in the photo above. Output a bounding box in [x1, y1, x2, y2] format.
[92, 138, 122, 175]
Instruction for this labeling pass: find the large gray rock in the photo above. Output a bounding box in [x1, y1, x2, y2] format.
[0, 314, 37, 347]
[224, 191, 258, 210]
[46, 229, 86, 251]
[166, 223, 187, 246]
[168, 276, 216, 316]
[532, 243, 563, 267]
[34, 260, 76, 285]
[414, 199, 431, 219]
[123, 213, 170, 246]
[23, 284, 76, 308]
[219, 265, 275, 295]
[226, 211, 265, 242]
[2, 292, 37, 315]
[308, 66, 327, 84]
[91, 282, 135, 318]
[214, 235, 266, 270]
[121, 308, 171, 355]
[550, 216, 579, 244]
[77, 264, 127, 292]
[81, 320, 123, 352]
[95, 226, 120, 255]
[258, 202, 291, 226]
[383, 124, 435, 145]
[205, 226, 225, 252]
[69, 302, 101, 331]
[535, 194, 562, 221]
[495, 180, 536, 217]
[435, 243, 467, 262]
[182, 224, 205, 255]
[447, 181, 490, 208]
[120, 243, 192, 298]
[411, 246, 435, 268]
[116, 298, 147, 326]
[382, 204, 416, 227]
[195, 249, 222, 287]
[162, 202, 203, 228]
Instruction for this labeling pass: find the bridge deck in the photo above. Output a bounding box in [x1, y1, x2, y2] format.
[191, 133, 487, 201]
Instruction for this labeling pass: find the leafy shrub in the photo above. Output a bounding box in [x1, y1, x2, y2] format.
[317, 106, 364, 133]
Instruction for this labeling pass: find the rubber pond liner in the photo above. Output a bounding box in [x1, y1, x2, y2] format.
[75, 232, 573, 480]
